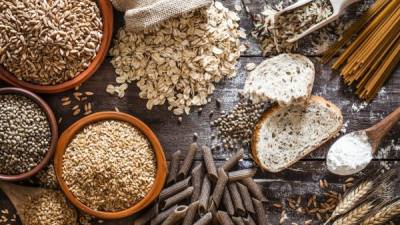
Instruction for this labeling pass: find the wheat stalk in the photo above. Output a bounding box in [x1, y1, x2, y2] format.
[332, 201, 375, 225]
[360, 200, 400, 225]
[324, 181, 374, 225]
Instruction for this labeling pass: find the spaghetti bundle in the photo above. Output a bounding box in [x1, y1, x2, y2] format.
[323, 0, 400, 101]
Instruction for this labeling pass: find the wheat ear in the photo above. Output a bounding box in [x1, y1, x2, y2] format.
[324, 181, 374, 225]
[332, 201, 375, 225]
[360, 200, 400, 225]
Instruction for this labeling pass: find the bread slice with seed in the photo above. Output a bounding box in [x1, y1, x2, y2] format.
[243, 53, 315, 105]
[251, 96, 343, 172]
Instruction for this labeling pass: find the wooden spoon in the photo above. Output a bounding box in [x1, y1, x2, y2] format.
[366, 106, 400, 153]
[327, 106, 400, 176]
[0, 181, 77, 225]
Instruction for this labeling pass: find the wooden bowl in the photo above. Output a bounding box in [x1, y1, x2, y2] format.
[0, 87, 58, 181]
[54, 112, 167, 219]
[0, 0, 113, 93]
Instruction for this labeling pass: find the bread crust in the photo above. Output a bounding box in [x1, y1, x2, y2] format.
[251, 95, 343, 173]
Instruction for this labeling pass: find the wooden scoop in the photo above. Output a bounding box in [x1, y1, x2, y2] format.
[0, 181, 77, 225]
[366, 106, 400, 153]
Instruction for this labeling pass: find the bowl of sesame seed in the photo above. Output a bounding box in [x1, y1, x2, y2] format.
[54, 112, 167, 219]
[0, 0, 113, 93]
[0, 87, 58, 181]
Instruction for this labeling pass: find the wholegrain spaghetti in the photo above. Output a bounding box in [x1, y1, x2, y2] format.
[323, 0, 400, 101]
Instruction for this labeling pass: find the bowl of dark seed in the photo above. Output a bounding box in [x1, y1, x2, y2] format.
[0, 87, 58, 181]
[54, 112, 167, 219]
[0, 0, 113, 93]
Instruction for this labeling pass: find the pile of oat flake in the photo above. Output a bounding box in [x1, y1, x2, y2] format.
[108, 2, 243, 115]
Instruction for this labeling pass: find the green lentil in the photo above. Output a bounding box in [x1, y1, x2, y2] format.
[0, 94, 51, 175]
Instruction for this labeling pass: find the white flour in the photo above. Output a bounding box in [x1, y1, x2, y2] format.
[351, 101, 368, 112]
[327, 131, 373, 176]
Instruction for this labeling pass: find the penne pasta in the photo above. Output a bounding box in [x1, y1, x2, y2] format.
[228, 169, 257, 182]
[202, 146, 218, 182]
[216, 211, 234, 225]
[252, 198, 267, 225]
[228, 182, 246, 217]
[222, 148, 244, 171]
[237, 182, 255, 214]
[193, 212, 212, 225]
[232, 216, 245, 225]
[159, 176, 191, 200]
[191, 163, 205, 202]
[161, 205, 188, 225]
[178, 143, 198, 180]
[160, 186, 193, 210]
[167, 150, 181, 184]
[240, 177, 267, 202]
[198, 176, 212, 214]
[150, 205, 177, 225]
[209, 168, 229, 209]
[182, 201, 200, 225]
[222, 188, 235, 216]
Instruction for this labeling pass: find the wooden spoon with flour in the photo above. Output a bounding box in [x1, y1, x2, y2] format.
[327, 106, 400, 176]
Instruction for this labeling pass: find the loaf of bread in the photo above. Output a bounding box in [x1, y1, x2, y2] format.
[243, 54, 315, 105]
[251, 96, 343, 172]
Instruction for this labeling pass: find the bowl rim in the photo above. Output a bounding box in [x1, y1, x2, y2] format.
[0, 0, 113, 93]
[54, 112, 167, 219]
[0, 87, 59, 181]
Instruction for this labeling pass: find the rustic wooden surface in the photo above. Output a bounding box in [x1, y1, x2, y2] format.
[1, 0, 400, 224]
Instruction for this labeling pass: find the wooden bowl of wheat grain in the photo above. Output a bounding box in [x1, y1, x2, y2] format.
[0, 0, 113, 93]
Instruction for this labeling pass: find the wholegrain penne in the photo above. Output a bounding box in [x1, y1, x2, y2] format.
[209, 168, 229, 209]
[167, 150, 181, 184]
[134, 204, 157, 225]
[232, 216, 245, 225]
[222, 188, 235, 216]
[237, 182, 255, 214]
[182, 201, 199, 225]
[150, 205, 177, 225]
[216, 211, 234, 225]
[159, 176, 191, 200]
[222, 148, 244, 171]
[160, 186, 193, 210]
[228, 169, 257, 182]
[198, 176, 211, 214]
[228, 182, 246, 217]
[243, 215, 257, 225]
[240, 178, 267, 202]
[191, 163, 205, 202]
[193, 212, 213, 225]
[161, 205, 188, 225]
[252, 198, 267, 225]
[202, 146, 218, 182]
[178, 143, 198, 180]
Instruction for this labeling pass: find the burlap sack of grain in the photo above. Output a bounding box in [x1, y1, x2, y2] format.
[110, 0, 212, 32]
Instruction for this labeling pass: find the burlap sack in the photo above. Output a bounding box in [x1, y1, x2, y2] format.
[110, 0, 212, 32]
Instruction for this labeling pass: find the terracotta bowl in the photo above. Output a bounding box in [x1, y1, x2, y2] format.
[54, 112, 167, 219]
[0, 87, 58, 181]
[0, 0, 113, 93]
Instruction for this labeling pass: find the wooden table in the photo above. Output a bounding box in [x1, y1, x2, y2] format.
[1, 0, 400, 224]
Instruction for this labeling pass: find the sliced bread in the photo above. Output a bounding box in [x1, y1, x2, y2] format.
[243, 53, 315, 105]
[251, 96, 343, 172]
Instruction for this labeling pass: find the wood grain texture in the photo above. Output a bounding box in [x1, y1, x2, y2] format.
[0, 0, 400, 224]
